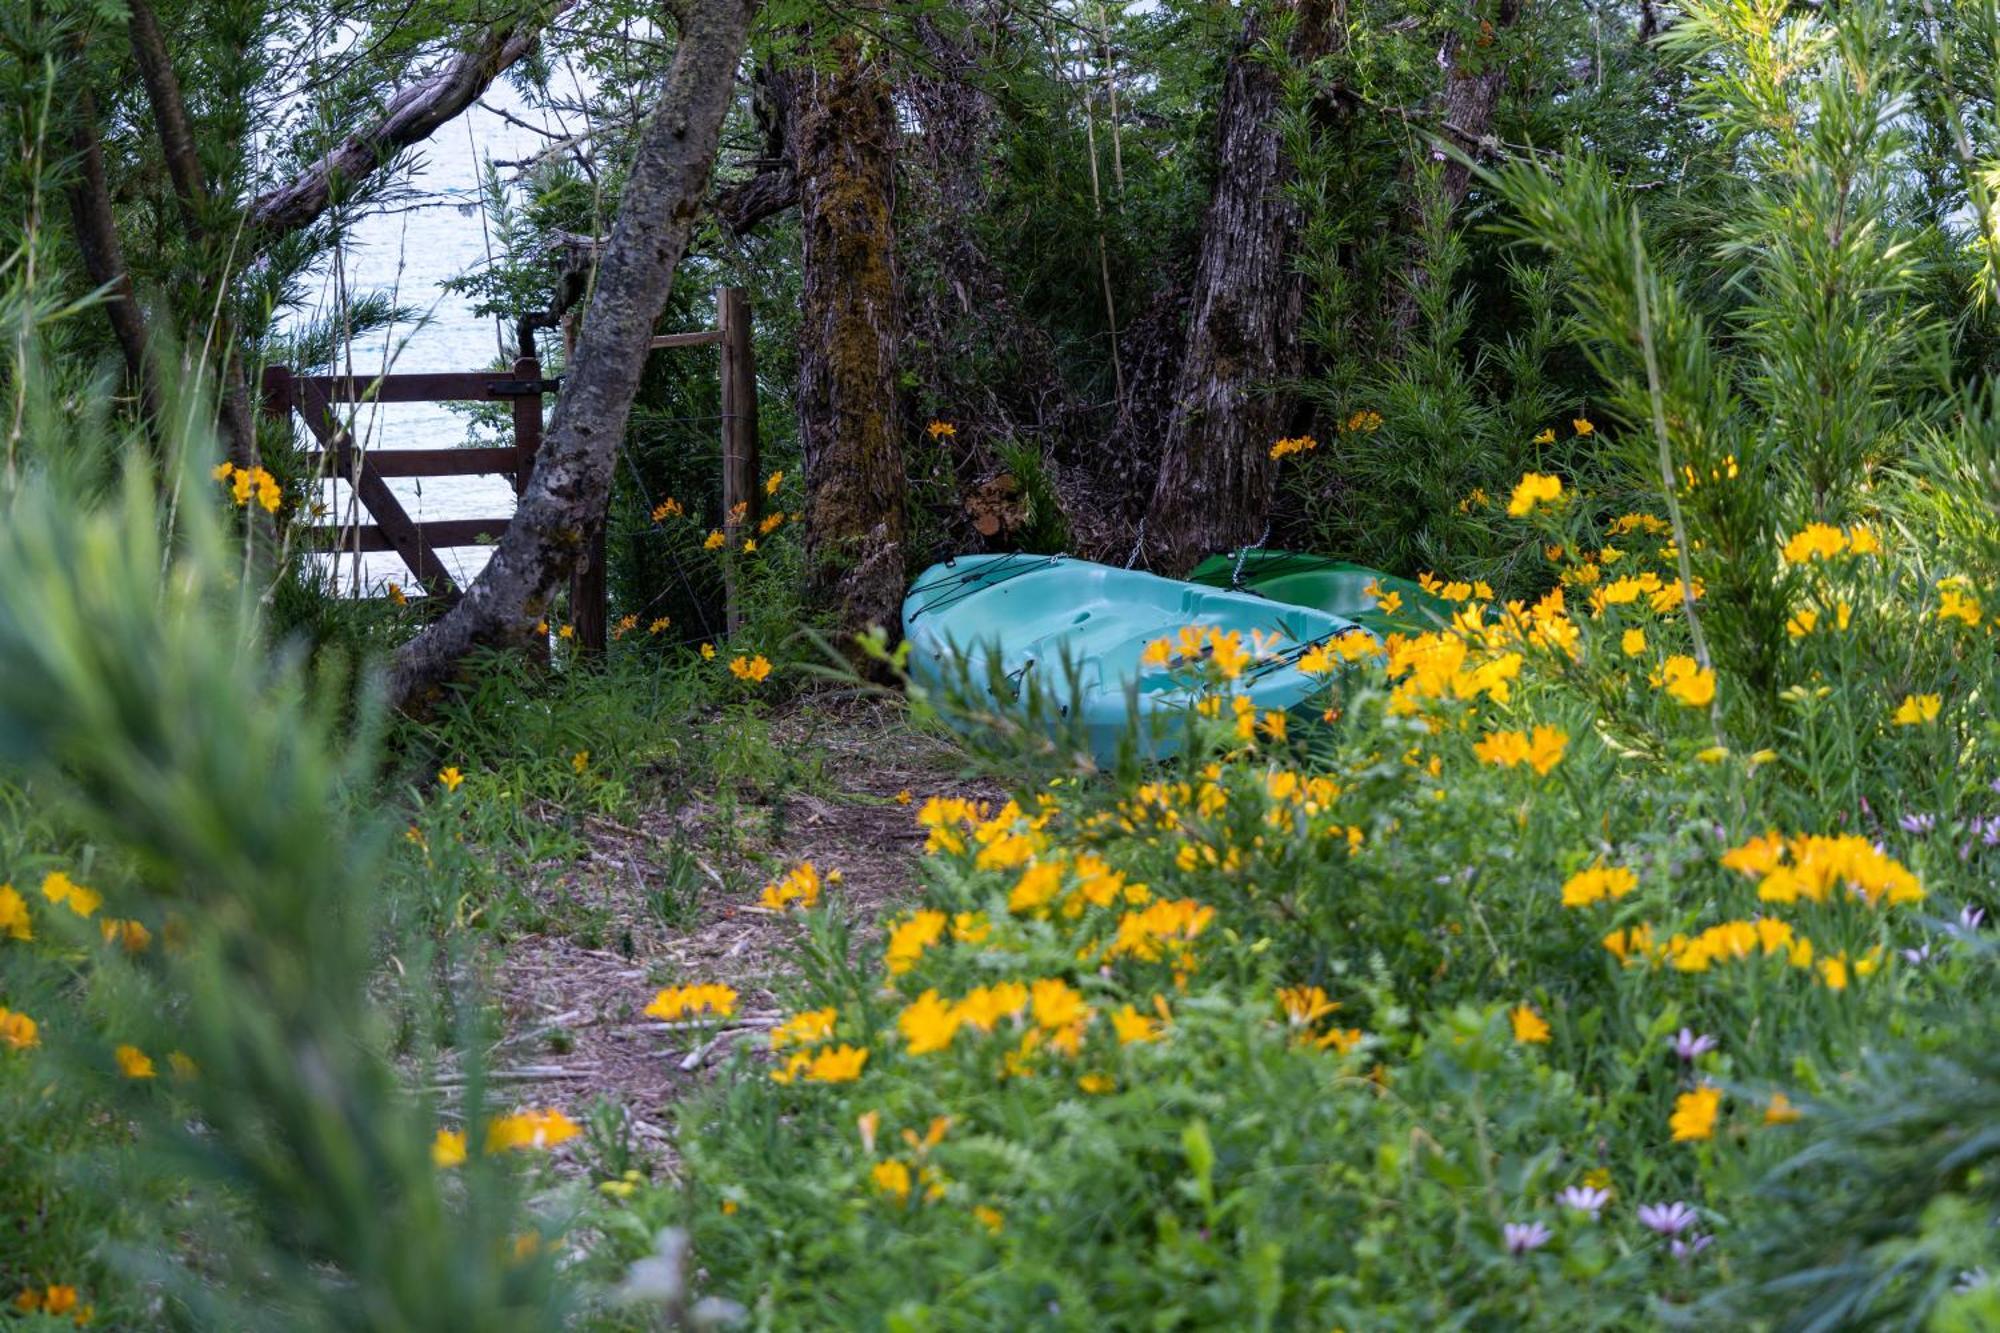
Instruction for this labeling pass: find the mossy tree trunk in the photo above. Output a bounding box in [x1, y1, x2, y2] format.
[1141, 0, 1337, 576]
[793, 20, 909, 637]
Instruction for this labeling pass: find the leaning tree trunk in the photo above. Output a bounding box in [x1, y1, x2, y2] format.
[1142, 0, 1337, 576]
[792, 21, 908, 638]
[389, 0, 756, 713]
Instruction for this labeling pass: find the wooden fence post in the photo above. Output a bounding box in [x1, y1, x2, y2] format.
[717, 285, 759, 636]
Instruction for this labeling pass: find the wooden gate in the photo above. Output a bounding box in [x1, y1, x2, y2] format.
[260, 285, 758, 653]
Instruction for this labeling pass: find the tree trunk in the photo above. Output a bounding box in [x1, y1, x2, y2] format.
[125, 0, 263, 481]
[65, 85, 159, 427]
[792, 22, 908, 637]
[1141, 0, 1336, 576]
[1382, 0, 1526, 340]
[388, 0, 756, 713]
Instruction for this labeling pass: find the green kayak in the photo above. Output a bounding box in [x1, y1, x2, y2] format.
[1188, 550, 1450, 636]
[902, 554, 1376, 763]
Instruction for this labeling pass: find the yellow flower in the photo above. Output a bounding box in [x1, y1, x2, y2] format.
[898, 990, 962, 1056]
[0, 884, 31, 940]
[387, 582, 408, 607]
[741, 538, 758, 554]
[704, 529, 726, 550]
[1621, 627, 1646, 657]
[1510, 1004, 1551, 1045]
[485, 1108, 581, 1153]
[41, 871, 102, 919]
[1276, 984, 1337, 1027]
[925, 420, 957, 440]
[973, 1204, 1004, 1234]
[1670, 1085, 1721, 1142]
[115, 1044, 156, 1079]
[1532, 427, 1556, 445]
[1781, 523, 1847, 563]
[439, 766, 464, 792]
[432, 1129, 468, 1168]
[758, 510, 785, 535]
[765, 470, 785, 495]
[770, 1006, 838, 1050]
[1343, 410, 1383, 433]
[1938, 585, 1982, 627]
[1078, 1072, 1115, 1094]
[873, 1159, 912, 1202]
[558, 624, 575, 640]
[651, 497, 685, 521]
[1029, 978, 1090, 1031]
[1572, 418, 1595, 436]
[0, 1006, 40, 1051]
[1560, 863, 1637, 909]
[212, 461, 235, 481]
[761, 862, 824, 913]
[700, 643, 717, 660]
[1110, 1004, 1162, 1045]
[885, 910, 948, 974]
[1763, 1093, 1803, 1126]
[804, 1043, 870, 1082]
[1269, 434, 1320, 459]
[1656, 655, 1716, 707]
[1787, 608, 1818, 639]
[1892, 693, 1941, 726]
[649, 617, 671, 634]
[729, 654, 773, 683]
[571, 749, 590, 774]
[1506, 472, 1564, 517]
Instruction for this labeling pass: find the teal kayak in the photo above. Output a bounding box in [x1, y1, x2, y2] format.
[1188, 550, 1450, 636]
[902, 554, 1375, 763]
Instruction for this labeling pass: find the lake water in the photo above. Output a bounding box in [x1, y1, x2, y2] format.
[290, 88, 564, 596]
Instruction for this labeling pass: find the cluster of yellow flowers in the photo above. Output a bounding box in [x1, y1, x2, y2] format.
[768, 1008, 869, 1084]
[1507, 472, 1564, 517]
[1268, 434, 1320, 460]
[430, 1107, 581, 1167]
[213, 461, 282, 514]
[1279, 985, 1363, 1052]
[1559, 863, 1637, 908]
[13, 1284, 91, 1325]
[1719, 831, 1924, 907]
[1139, 625, 1256, 680]
[644, 983, 739, 1022]
[1780, 522, 1880, 564]
[760, 861, 827, 913]
[728, 653, 773, 683]
[1472, 725, 1568, 776]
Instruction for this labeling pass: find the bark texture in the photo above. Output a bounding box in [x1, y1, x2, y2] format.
[248, 2, 575, 240]
[126, 0, 263, 476]
[902, 9, 1076, 523]
[388, 0, 755, 712]
[1141, 0, 1337, 575]
[65, 87, 159, 425]
[1382, 0, 1526, 340]
[792, 26, 908, 637]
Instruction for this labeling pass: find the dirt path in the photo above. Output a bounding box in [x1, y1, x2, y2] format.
[468, 697, 997, 1158]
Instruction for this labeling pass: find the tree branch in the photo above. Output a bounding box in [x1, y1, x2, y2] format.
[247, 1, 577, 241]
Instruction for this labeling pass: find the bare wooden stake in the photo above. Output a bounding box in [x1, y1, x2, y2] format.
[717, 285, 760, 637]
